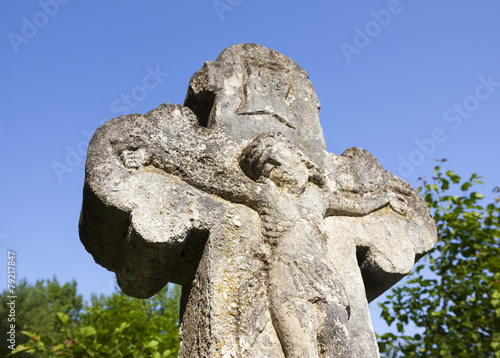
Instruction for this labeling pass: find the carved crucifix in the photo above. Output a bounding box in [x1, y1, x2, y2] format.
[79, 44, 436, 358]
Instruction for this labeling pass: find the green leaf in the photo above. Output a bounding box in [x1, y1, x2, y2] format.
[162, 349, 174, 358]
[20, 330, 39, 340]
[78, 326, 97, 338]
[446, 170, 461, 183]
[115, 321, 130, 334]
[441, 178, 450, 190]
[461, 182, 472, 191]
[471, 192, 485, 200]
[39, 334, 53, 345]
[56, 312, 71, 326]
[9, 344, 33, 355]
[51, 343, 65, 352]
[144, 339, 159, 349]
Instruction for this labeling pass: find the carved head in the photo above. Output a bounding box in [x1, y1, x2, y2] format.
[240, 133, 324, 194]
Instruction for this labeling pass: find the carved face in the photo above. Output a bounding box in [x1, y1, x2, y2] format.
[240, 134, 309, 194]
[263, 142, 309, 192]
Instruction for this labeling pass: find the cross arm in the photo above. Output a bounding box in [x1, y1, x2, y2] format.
[79, 103, 263, 298]
[323, 147, 436, 302]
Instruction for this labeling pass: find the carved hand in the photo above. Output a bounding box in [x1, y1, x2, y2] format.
[387, 193, 409, 216]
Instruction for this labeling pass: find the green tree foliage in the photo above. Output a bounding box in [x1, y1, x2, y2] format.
[377, 163, 500, 357]
[1, 278, 82, 358]
[10, 282, 181, 357]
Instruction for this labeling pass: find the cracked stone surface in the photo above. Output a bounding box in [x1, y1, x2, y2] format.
[79, 43, 436, 358]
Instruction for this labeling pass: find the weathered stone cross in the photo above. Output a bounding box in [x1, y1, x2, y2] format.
[79, 44, 436, 358]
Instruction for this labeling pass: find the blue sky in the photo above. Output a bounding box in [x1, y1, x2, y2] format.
[1, 0, 499, 337]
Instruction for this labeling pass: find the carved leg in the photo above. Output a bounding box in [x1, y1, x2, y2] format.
[269, 296, 319, 357]
[268, 259, 320, 357]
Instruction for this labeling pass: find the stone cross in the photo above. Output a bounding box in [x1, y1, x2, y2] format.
[79, 44, 436, 358]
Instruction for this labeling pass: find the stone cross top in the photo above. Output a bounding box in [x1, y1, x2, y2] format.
[79, 44, 436, 358]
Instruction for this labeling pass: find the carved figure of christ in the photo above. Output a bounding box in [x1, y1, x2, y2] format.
[239, 133, 408, 357]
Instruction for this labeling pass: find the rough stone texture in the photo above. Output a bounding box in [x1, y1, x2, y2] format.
[79, 44, 436, 358]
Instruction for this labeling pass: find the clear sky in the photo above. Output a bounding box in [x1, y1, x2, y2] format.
[1, 0, 499, 337]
